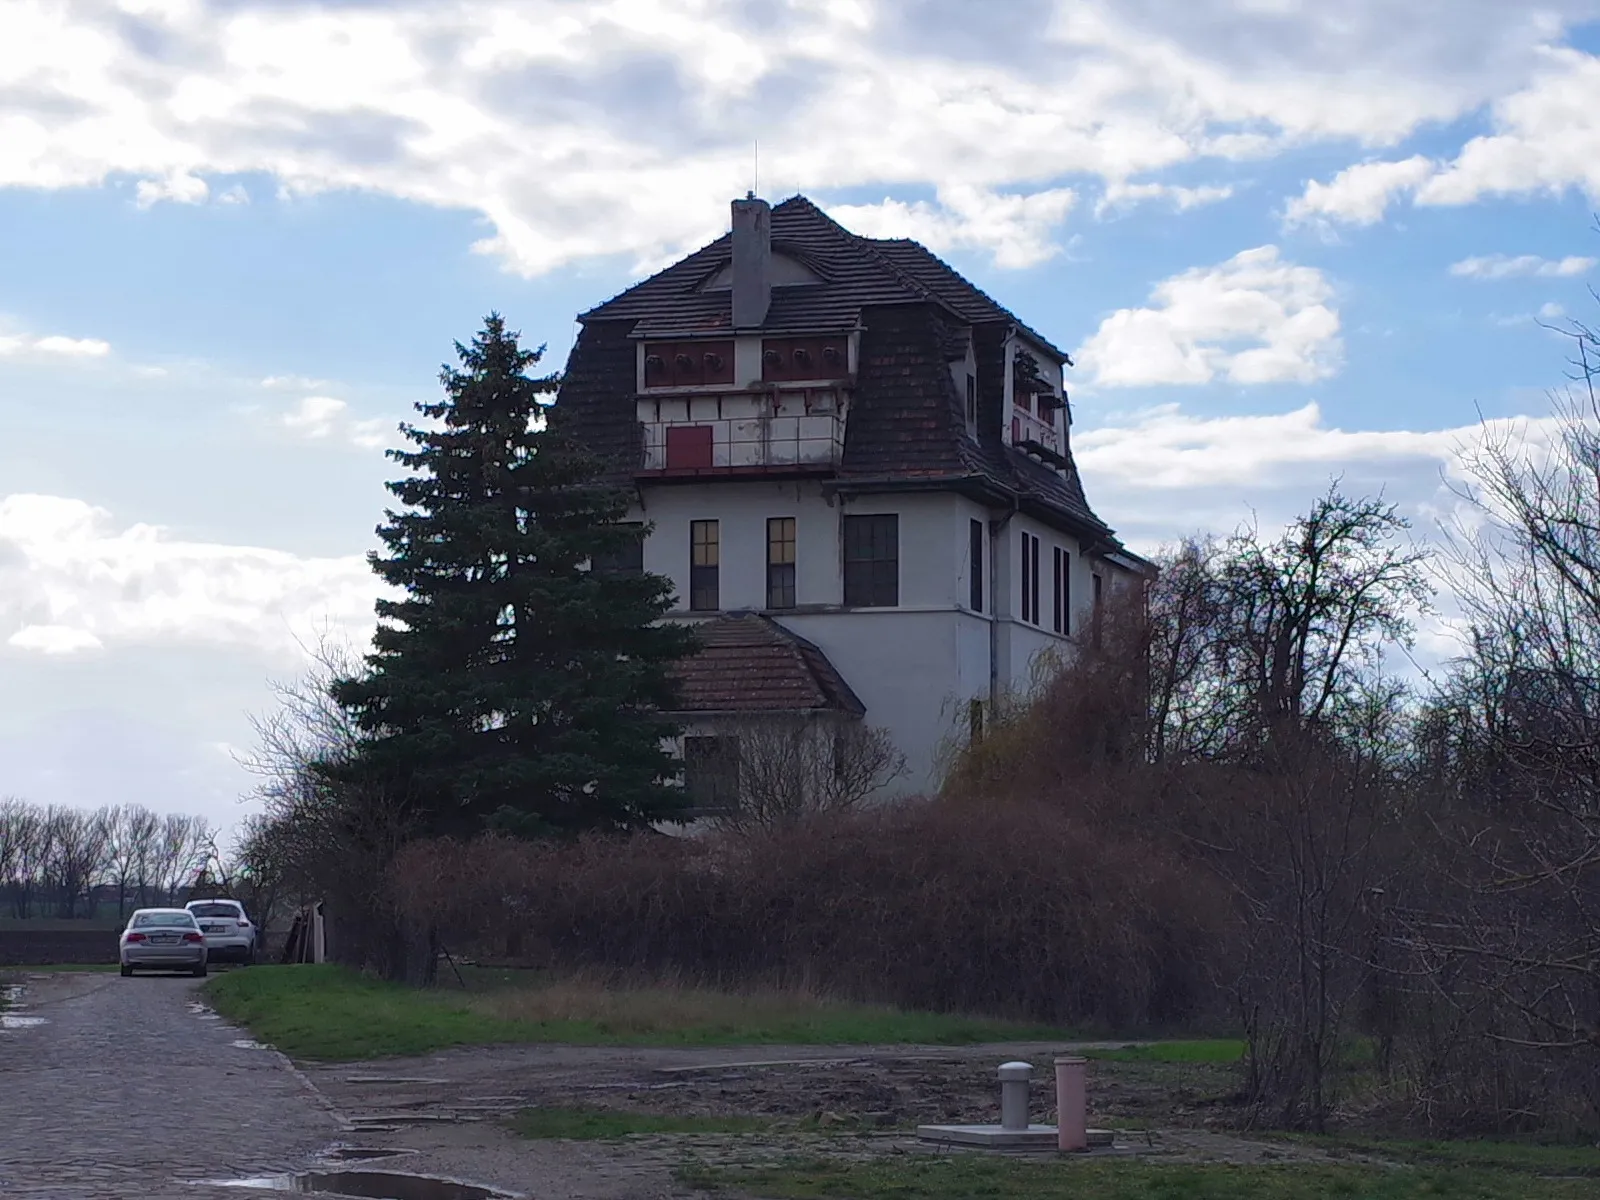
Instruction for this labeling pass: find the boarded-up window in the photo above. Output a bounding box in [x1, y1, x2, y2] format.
[683, 735, 740, 812]
[592, 522, 645, 577]
[665, 425, 714, 469]
[843, 514, 898, 607]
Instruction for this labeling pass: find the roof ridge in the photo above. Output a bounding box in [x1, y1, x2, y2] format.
[774, 195, 960, 318]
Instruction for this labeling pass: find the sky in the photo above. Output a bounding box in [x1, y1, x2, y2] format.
[3, 0, 1599, 844]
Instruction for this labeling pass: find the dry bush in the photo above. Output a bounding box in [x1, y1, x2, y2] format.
[393, 801, 1228, 1031]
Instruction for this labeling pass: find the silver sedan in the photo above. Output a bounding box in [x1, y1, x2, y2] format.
[119, 908, 209, 977]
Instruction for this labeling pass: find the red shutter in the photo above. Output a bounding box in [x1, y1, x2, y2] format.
[665, 425, 714, 469]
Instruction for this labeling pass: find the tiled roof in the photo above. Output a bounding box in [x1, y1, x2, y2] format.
[557, 193, 1127, 549]
[673, 613, 866, 716]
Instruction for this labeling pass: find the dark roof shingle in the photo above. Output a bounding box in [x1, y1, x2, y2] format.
[560, 193, 1128, 551]
[673, 613, 865, 716]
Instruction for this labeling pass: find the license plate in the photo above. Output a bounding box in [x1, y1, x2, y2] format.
[204, 926, 225, 934]
[151, 935, 177, 944]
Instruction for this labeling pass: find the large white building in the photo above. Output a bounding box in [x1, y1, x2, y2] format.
[556, 195, 1150, 814]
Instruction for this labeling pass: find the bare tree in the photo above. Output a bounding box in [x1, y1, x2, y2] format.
[235, 635, 420, 977]
[707, 719, 906, 834]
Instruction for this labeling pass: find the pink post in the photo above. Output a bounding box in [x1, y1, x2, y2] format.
[1054, 1056, 1087, 1152]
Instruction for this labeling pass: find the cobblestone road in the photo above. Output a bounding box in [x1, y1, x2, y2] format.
[0, 970, 341, 1199]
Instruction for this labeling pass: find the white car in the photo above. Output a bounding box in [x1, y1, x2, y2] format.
[120, 908, 207, 977]
[184, 898, 258, 965]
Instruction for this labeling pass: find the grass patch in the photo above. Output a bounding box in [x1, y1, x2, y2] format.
[510, 1106, 773, 1140]
[206, 964, 1081, 1061]
[676, 1156, 1598, 1199]
[1275, 1134, 1600, 1177]
[1080, 1039, 1245, 1065]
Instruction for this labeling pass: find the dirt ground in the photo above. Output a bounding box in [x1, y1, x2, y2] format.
[295, 1040, 1361, 1199]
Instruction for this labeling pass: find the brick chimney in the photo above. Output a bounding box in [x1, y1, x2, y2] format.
[730, 193, 771, 329]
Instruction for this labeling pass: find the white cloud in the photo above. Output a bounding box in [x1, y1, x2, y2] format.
[0, 1, 1584, 274]
[1074, 400, 1566, 565]
[7, 624, 104, 655]
[134, 171, 209, 208]
[826, 185, 1076, 268]
[261, 374, 328, 391]
[1075, 246, 1342, 387]
[0, 330, 112, 359]
[1540, 301, 1567, 319]
[1283, 155, 1437, 228]
[1449, 253, 1596, 279]
[280, 396, 391, 450]
[0, 493, 383, 659]
[1095, 181, 1234, 217]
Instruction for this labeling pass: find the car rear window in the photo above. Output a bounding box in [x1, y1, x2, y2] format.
[132, 912, 198, 928]
[189, 903, 242, 919]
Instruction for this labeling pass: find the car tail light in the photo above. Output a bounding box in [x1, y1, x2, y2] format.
[237, 919, 250, 927]
[183, 931, 203, 943]
[125, 932, 147, 942]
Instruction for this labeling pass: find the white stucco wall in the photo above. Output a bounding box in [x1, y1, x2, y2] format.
[632, 479, 1138, 798]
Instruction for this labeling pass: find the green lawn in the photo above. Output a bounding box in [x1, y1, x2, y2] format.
[204, 965, 1084, 1061]
[510, 1106, 774, 1140]
[676, 1156, 1599, 1199]
[1080, 1039, 1246, 1064]
[1278, 1134, 1600, 1177]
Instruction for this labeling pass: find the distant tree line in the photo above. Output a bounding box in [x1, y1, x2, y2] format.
[0, 798, 215, 920]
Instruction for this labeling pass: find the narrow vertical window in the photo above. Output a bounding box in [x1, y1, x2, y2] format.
[689, 520, 719, 612]
[766, 517, 796, 609]
[1052, 547, 1066, 634]
[965, 373, 977, 425]
[843, 514, 898, 607]
[1020, 532, 1041, 625]
[1031, 534, 1041, 626]
[969, 519, 984, 612]
[1020, 532, 1032, 624]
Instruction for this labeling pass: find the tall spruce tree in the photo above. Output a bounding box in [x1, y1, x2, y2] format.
[333, 315, 697, 836]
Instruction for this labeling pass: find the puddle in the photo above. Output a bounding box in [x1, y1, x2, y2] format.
[199, 1169, 515, 1198]
[232, 1039, 271, 1050]
[321, 1148, 416, 1163]
[0, 986, 44, 1029]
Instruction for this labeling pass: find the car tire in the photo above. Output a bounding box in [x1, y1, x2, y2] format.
[192, 963, 208, 978]
[120, 964, 133, 978]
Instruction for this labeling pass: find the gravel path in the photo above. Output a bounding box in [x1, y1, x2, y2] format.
[0, 970, 340, 1199]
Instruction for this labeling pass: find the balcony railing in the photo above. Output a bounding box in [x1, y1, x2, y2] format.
[638, 391, 846, 475]
[1011, 405, 1063, 458]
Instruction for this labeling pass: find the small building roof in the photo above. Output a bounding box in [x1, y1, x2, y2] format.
[673, 613, 865, 717]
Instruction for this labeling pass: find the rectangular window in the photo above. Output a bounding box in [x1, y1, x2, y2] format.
[843, 514, 899, 607]
[1020, 532, 1040, 624]
[592, 521, 645, 577]
[689, 520, 719, 611]
[683, 735, 740, 813]
[766, 517, 797, 609]
[1052, 546, 1069, 635]
[969, 519, 984, 612]
[965, 373, 977, 425]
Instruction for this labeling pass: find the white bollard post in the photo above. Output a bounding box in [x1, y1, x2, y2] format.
[1055, 1056, 1088, 1151]
[998, 1061, 1032, 1131]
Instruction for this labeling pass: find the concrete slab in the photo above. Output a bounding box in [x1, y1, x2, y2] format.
[917, 1123, 1059, 1148]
